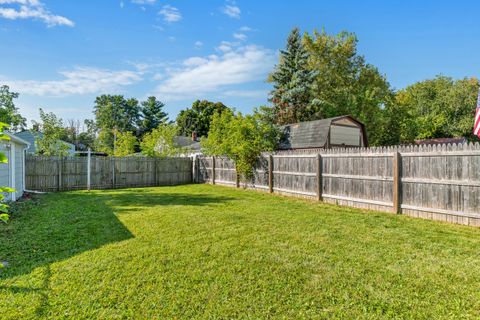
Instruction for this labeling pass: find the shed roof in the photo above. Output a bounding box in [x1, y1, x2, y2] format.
[278, 115, 364, 150]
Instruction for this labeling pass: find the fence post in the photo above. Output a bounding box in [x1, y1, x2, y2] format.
[87, 148, 91, 191]
[268, 154, 273, 193]
[112, 157, 116, 189]
[212, 156, 216, 185]
[393, 151, 401, 214]
[58, 157, 62, 191]
[153, 157, 157, 186]
[316, 154, 323, 201]
[236, 166, 240, 188]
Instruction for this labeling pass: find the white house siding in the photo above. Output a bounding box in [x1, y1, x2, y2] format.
[330, 125, 362, 146]
[0, 143, 11, 200]
[0, 137, 28, 201]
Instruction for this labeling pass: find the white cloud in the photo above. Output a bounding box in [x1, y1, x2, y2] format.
[4, 66, 142, 96]
[239, 26, 253, 32]
[153, 44, 274, 100]
[222, 4, 240, 19]
[0, 0, 74, 27]
[194, 41, 203, 48]
[233, 32, 247, 41]
[159, 5, 181, 23]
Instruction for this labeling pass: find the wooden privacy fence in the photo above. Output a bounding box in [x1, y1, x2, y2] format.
[196, 143, 480, 226]
[26, 155, 192, 192]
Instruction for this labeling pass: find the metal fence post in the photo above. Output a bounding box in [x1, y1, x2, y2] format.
[393, 151, 402, 214]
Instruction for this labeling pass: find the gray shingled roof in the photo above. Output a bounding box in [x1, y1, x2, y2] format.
[278, 116, 356, 150]
[174, 136, 201, 151]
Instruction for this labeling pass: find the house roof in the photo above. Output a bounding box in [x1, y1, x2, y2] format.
[279, 115, 365, 150]
[14, 130, 75, 149]
[174, 136, 201, 151]
[4, 132, 30, 146]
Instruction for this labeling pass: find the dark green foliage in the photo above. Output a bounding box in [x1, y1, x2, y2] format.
[386, 76, 479, 144]
[268, 27, 316, 125]
[176, 100, 229, 137]
[138, 96, 168, 135]
[303, 29, 393, 145]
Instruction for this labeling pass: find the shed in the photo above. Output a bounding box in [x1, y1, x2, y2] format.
[0, 133, 30, 201]
[278, 115, 368, 150]
[14, 130, 76, 155]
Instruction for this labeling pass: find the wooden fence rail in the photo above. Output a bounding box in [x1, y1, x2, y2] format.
[26, 155, 192, 192]
[196, 142, 480, 227]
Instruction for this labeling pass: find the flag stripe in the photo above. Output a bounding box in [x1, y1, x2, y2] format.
[475, 87, 480, 138]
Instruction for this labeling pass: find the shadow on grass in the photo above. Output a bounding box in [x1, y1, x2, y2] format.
[0, 189, 234, 280]
[102, 190, 236, 213]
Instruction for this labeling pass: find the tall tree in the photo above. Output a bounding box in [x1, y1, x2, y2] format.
[0, 85, 26, 132]
[33, 109, 70, 156]
[140, 124, 182, 157]
[267, 27, 316, 125]
[303, 29, 393, 145]
[114, 131, 137, 157]
[93, 95, 140, 154]
[176, 100, 229, 137]
[138, 96, 168, 135]
[384, 76, 479, 144]
[202, 110, 279, 181]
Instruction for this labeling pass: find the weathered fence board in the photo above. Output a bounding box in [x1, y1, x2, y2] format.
[26, 156, 192, 192]
[197, 142, 480, 226]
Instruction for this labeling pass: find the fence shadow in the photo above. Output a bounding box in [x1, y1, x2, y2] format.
[100, 190, 236, 214]
[0, 193, 134, 281]
[0, 189, 235, 281]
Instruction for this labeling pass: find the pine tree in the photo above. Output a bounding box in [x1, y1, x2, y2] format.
[268, 27, 315, 125]
[139, 96, 168, 135]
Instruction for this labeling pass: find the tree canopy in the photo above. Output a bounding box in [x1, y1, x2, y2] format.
[140, 124, 182, 157]
[202, 110, 279, 180]
[138, 96, 168, 135]
[33, 109, 71, 156]
[176, 100, 229, 137]
[267, 27, 316, 124]
[0, 85, 27, 132]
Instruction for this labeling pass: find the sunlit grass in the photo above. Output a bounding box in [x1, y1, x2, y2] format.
[1, 184, 480, 319]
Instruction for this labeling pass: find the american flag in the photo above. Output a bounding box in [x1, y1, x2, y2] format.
[475, 87, 480, 138]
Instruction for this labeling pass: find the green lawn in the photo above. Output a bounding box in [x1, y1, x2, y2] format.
[1, 185, 480, 319]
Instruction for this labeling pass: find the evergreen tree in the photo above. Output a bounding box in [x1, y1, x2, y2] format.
[268, 27, 315, 125]
[138, 96, 168, 135]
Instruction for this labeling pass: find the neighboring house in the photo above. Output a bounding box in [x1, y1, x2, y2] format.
[14, 130, 76, 155]
[414, 137, 467, 145]
[0, 133, 30, 201]
[173, 132, 202, 156]
[278, 115, 368, 151]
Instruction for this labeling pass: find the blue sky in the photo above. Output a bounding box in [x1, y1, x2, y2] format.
[0, 0, 479, 125]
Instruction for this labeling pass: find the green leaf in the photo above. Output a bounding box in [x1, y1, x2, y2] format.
[0, 213, 9, 223]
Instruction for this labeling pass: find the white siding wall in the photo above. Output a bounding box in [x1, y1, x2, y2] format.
[0, 141, 26, 201]
[0, 143, 11, 200]
[330, 125, 361, 146]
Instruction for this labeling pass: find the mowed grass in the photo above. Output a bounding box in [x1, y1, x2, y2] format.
[1, 185, 480, 319]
